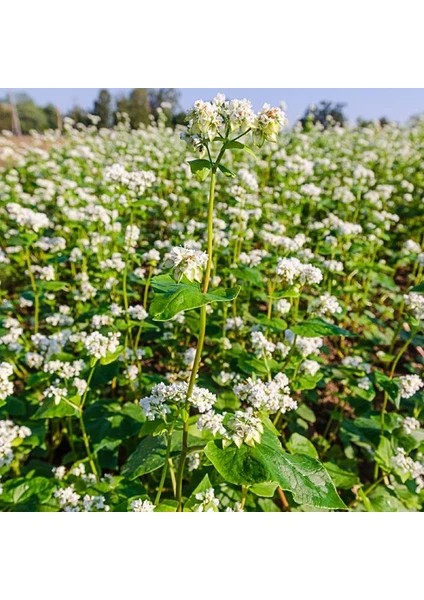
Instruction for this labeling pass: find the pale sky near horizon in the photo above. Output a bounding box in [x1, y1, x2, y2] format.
[1, 88, 423, 124]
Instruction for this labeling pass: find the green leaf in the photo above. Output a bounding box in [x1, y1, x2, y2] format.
[149, 275, 240, 321]
[218, 164, 236, 178]
[205, 431, 345, 509]
[372, 371, 400, 408]
[296, 404, 316, 423]
[322, 462, 359, 490]
[250, 481, 279, 497]
[375, 436, 394, 472]
[32, 397, 78, 419]
[226, 140, 256, 158]
[188, 159, 212, 182]
[100, 345, 124, 365]
[41, 281, 70, 291]
[155, 500, 179, 512]
[184, 474, 214, 511]
[287, 433, 318, 458]
[122, 434, 168, 479]
[292, 318, 354, 338]
[410, 282, 424, 293]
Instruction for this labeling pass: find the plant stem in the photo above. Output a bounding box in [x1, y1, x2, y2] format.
[380, 326, 417, 432]
[79, 411, 99, 478]
[78, 363, 99, 476]
[240, 485, 248, 510]
[25, 247, 40, 334]
[155, 428, 174, 505]
[175, 168, 217, 511]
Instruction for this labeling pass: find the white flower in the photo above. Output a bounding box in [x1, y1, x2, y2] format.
[164, 242, 208, 283]
[187, 452, 201, 472]
[52, 466, 67, 480]
[124, 225, 140, 252]
[402, 417, 420, 434]
[140, 382, 216, 421]
[276, 257, 322, 286]
[194, 487, 220, 512]
[404, 293, 424, 321]
[300, 360, 321, 377]
[0, 419, 31, 467]
[0, 362, 14, 400]
[224, 408, 264, 448]
[275, 299, 291, 315]
[43, 385, 68, 405]
[104, 164, 156, 193]
[127, 305, 148, 321]
[235, 373, 297, 414]
[398, 374, 424, 399]
[253, 103, 287, 143]
[131, 498, 155, 512]
[197, 410, 226, 436]
[6, 202, 51, 231]
[84, 331, 121, 360]
[251, 331, 276, 359]
[309, 293, 342, 317]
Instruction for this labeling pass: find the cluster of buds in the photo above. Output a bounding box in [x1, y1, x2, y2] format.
[184, 94, 287, 150]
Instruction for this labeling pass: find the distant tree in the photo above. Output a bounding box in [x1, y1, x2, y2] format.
[0, 101, 13, 131]
[172, 111, 187, 126]
[116, 89, 150, 128]
[357, 116, 390, 128]
[43, 103, 61, 129]
[148, 88, 181, 123]
[93, 89, 113, 128]
[67, 105, 90, 126]
[300, 100, 347, 130]
[1, 93, 49, 134]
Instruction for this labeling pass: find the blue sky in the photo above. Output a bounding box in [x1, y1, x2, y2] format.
[1, 88, 423, 124]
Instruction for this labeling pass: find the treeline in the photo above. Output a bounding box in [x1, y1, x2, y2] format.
[0, 90, 398, 135]
[0, 89, 185, 134]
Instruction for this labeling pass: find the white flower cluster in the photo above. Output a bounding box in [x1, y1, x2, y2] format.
[0, 362, 14, 400]
[341, 355, 372, 373]
[404, 292, 424, 321]
[197, 410, 226, 435]
[127, 305, 148, 321]
[29, 265, 56, 281]
[187, 452, 201, 472]
[398, 374, 424, 399]
[251, 331, 276, 359]
[300, 359, 321, 376]
[309, 293, 342, 317]
[140, 381, 217, 421]
[104, 164, 156, 193]
[54, 485, 109, 512]
[197, 407, 264, 448]
[124, 224, 140, 253]
[84, 331, 121, 360]
[275, 299, 291, 315]
[276, 257, 323, 286]
[225, 316, 244, 331]
[234, 373, 297, 414]
[131, 498, 156, 512]
[0, 419, 31, 467]
[163, 242, 208, 283]
[6, 202, 51, 231]
[224, 409, 264, 448]
[193, 488, 220, 512]
[185, 94, 287, 146]
[285, 330, 323, 357]
[402, 417, 420, 434]
[392, 448, 424, 493]
[43, 385, 68, 405]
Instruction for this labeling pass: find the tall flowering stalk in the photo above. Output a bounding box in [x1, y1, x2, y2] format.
[171, 96, 287, 509]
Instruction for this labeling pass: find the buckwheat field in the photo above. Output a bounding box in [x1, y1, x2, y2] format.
[1, 95, 423, 513]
